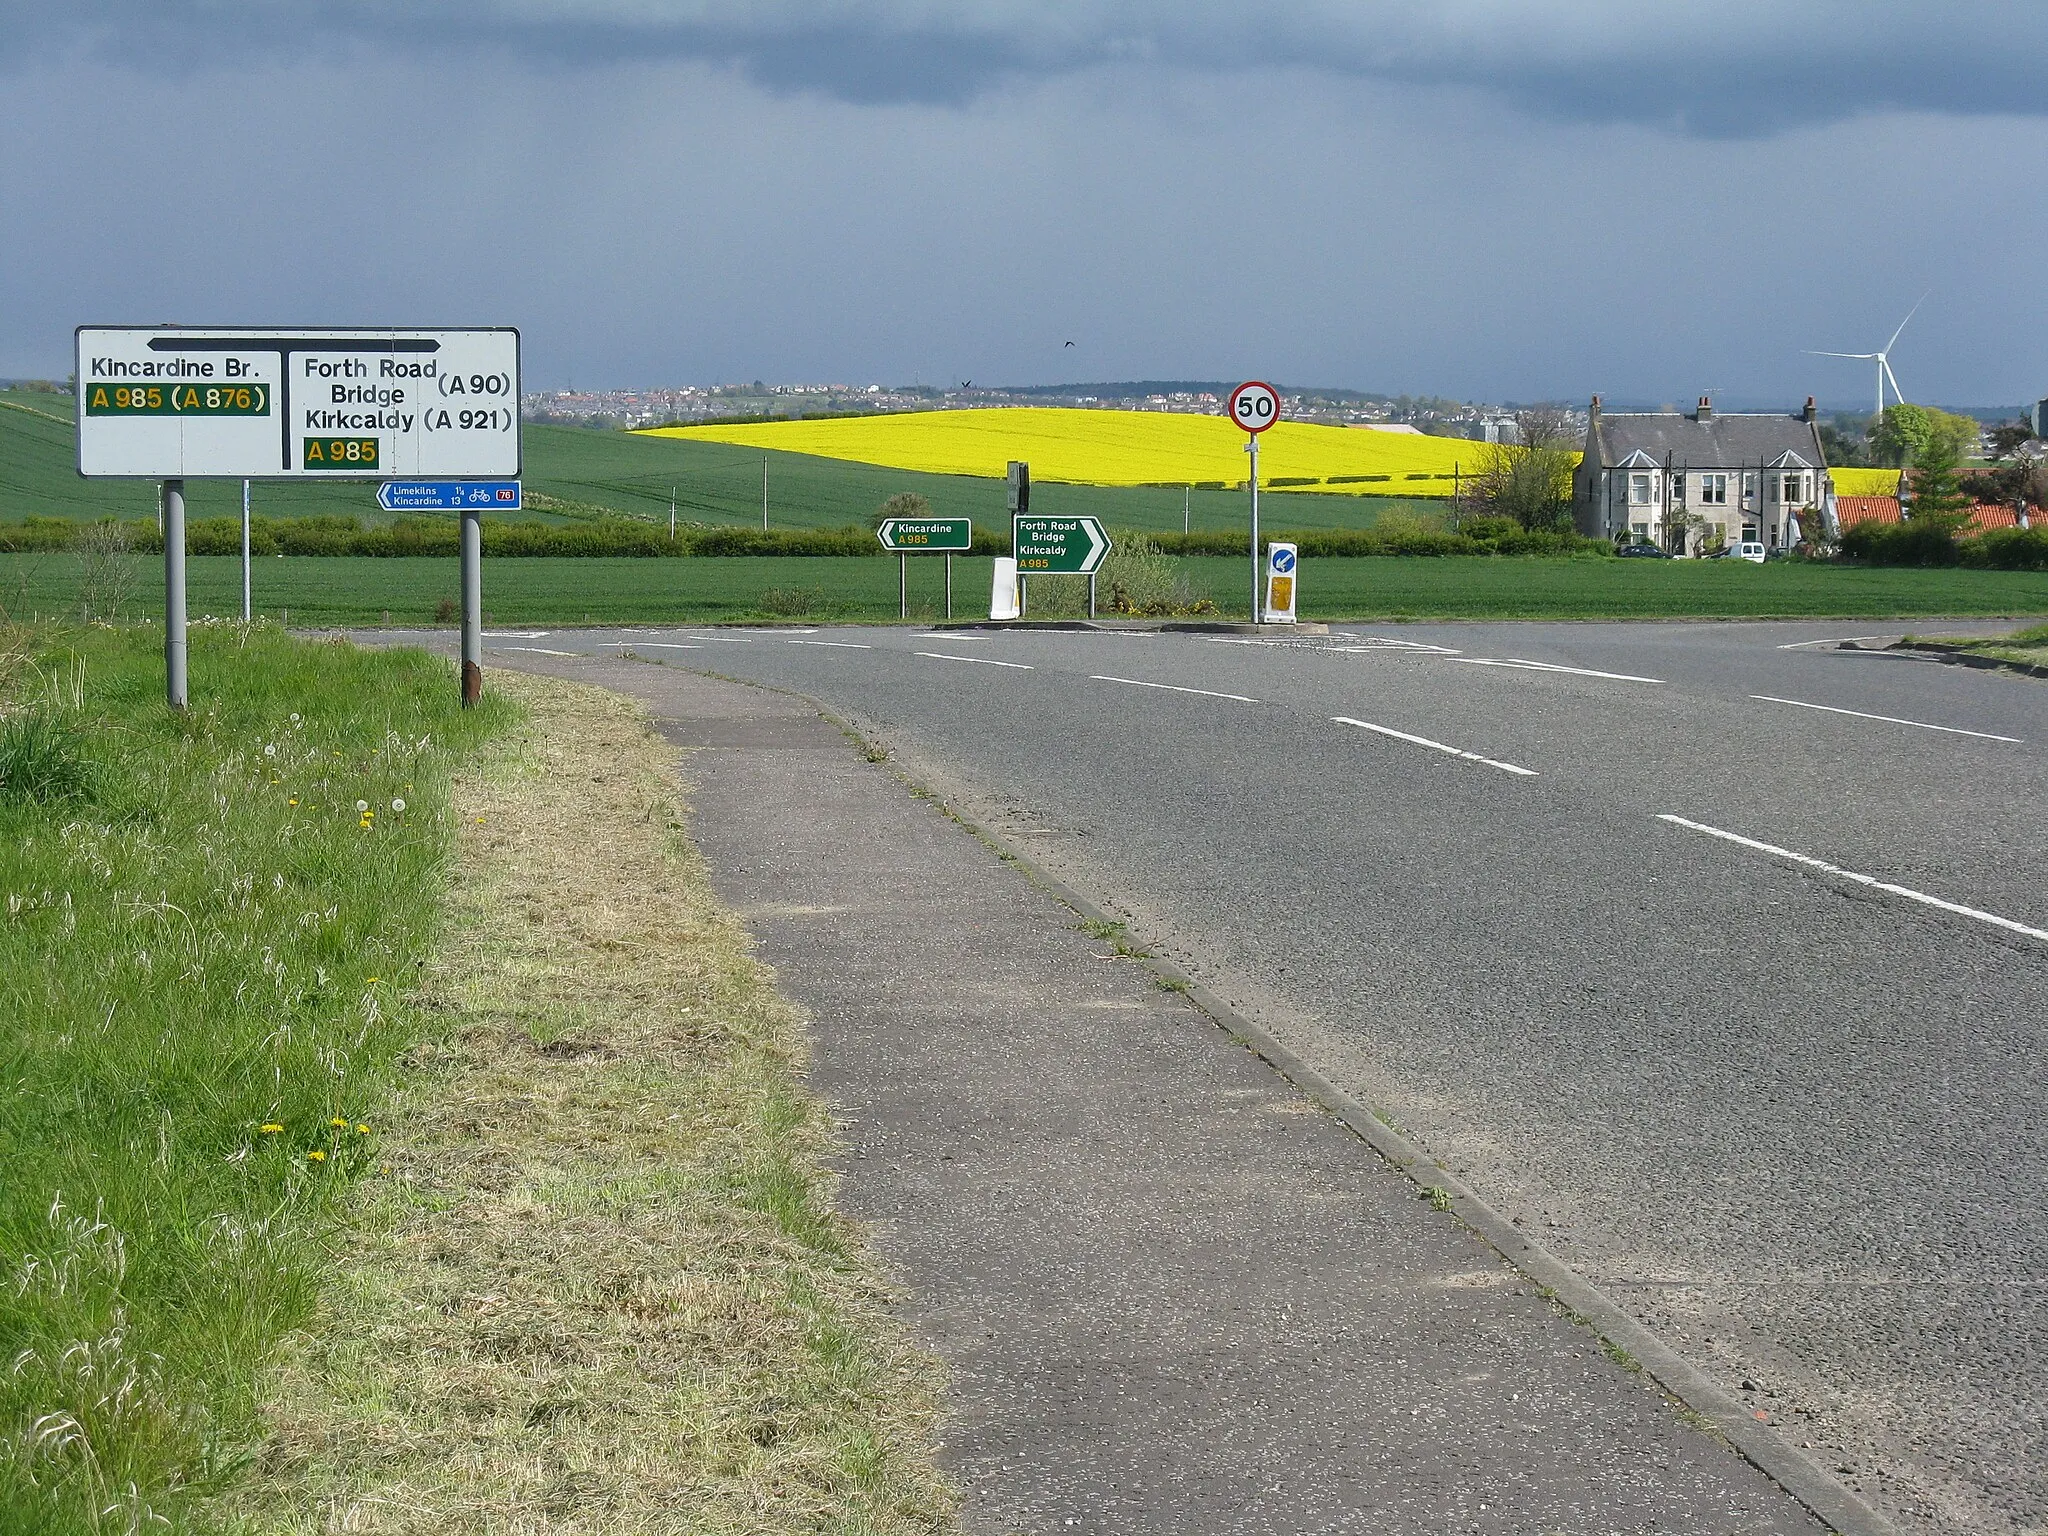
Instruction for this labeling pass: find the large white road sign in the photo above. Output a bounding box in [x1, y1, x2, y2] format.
[75, 326, 520, 479]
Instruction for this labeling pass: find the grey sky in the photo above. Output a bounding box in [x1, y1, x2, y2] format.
[5, 2, 2045, 405]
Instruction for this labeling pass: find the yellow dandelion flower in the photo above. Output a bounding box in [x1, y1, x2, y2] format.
[366, 976, 380, 985]
[287, 798, 299, 807]
[307, 1149, 327, 1162]
[356, 1124, 371, 1135]
[258, 1122, 284, 1134]
[329, 1116, 349, 1128]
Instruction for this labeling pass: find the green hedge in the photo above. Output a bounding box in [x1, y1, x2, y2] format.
[1, 514, 1609, 561]
[1840, 521, 2048, 570]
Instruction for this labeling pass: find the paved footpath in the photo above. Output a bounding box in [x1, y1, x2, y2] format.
[475, 651, 1840, 1536]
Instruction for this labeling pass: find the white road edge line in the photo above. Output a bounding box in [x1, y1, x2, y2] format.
[1332, 716, 1537, 776]
[789, 640, 874, 649]
[1447, 657, 1666, 684]
[675, 635, 755, 643]
[1750, 694, 2023, 743]
[1090, 675, 1259, 703]
[1658, 814, 2048, 943]
[915, 651, 1033, 669]
[623, 642, 703, 650]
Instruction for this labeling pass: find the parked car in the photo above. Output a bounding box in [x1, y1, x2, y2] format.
[1721, 541, 1768, 564]
[1616, 542, 1673, 558]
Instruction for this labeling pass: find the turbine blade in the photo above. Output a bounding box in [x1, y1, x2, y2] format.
[1882, 356, 1904, 404]
[1808, 350, 1877, 360]
[1884, 292, 1928, 354]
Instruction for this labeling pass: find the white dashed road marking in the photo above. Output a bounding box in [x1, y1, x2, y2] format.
[1332, 716, 1537, 776]
[789, 640, 874, 649]
[916, 652, 1033, 669]
[1750, 695, 2023, 743]
[1447, 658, 1665, 684]
[1091, 675, 1258, 703]
[1658, 815, 2048, 943]
[493, 645, 583, 656]
[624, 642, 704, 650]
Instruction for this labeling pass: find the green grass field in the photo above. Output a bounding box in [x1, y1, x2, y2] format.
[2, 389, 1424, 537]
[4, 551, 2042, 624]
[0, 624, 514, 1532]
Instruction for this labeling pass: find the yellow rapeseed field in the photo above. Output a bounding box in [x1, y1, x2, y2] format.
[639, 407, 1492, 497]
[1830, 466, 1905, 497]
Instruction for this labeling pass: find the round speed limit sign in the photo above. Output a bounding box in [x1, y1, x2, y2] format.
[1228, 380, 1281, 434]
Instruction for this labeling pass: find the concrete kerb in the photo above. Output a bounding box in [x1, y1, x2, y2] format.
[673, 661, 1892, 1536]
[1878, 639, 2048, 680]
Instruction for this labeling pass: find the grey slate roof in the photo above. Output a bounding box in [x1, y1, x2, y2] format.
[1588, 411, 1826, 469]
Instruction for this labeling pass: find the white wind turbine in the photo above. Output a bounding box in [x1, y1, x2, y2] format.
[1807, 295, 1925, 418]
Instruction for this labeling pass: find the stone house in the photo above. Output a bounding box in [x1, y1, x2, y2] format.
[1573, 396, 1833, 553]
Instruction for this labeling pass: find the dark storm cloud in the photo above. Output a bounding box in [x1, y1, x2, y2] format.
[6, 0, 2041, 133]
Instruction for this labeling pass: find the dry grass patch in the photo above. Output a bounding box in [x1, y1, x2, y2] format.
[219, 671, 952, 1535]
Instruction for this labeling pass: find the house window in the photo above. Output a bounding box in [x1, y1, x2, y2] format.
[1629, 473, 1652, 504]
[1781, 472, 1805, 503]
[1669, 473, 1685, 501]
[1742, 473, 1756, 498]
[1700, 473, 1728, 504]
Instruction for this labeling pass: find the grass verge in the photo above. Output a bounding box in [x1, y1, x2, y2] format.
[0, 621, 515, 1533]
[1902, 619, 2048, 669]
[212, 669, 952, 1535]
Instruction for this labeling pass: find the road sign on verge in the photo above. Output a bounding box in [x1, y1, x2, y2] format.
[1263, 541, 1298, 623]
[76, 326, 520, 479]
[1012, 514, 1110, 575]
[1228, 380, 1281, 435]
[876, 516, 972, 552]
[378, 480, 522, 512]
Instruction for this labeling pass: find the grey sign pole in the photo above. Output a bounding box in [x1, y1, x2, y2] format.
[460, 506, 483, 707]
[946, 553, 953, 620]
[240, 479, 252, 623]
[164, 479, 188, 709]
[899, 553, 907, 620]
[1248, 433, 1262, 624]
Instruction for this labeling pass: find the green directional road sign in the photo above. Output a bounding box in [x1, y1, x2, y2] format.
[1013, 514, 1110, 575]
[876, 516, 973, 552]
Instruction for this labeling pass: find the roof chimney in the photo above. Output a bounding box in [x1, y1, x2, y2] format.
[1589, 393, 1601, 425]
[1696, 394, 1713, 422]
[1803, 395, 1816, 422]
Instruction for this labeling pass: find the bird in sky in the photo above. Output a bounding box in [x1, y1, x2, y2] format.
[1064, 340, 1075, 347]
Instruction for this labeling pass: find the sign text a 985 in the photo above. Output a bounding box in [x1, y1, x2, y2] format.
[303, 436, 380, 471]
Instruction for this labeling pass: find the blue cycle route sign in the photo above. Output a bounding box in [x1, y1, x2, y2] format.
[376, 480, 522, 512]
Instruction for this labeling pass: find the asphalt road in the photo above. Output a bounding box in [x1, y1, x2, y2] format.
[379, 617, 2046, 1536]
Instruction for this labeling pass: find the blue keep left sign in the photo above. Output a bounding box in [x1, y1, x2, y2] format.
[1270, 545, 1297, 573]
[377, 480, 522, 512]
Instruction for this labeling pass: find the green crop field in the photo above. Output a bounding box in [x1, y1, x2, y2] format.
[1, 390, 1425, 538]
[4, 551, 2042, 626]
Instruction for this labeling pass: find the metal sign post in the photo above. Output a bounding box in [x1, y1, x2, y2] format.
[75, 325, 519, 707]
[1228, 381, 1281, 624]
[461, 507, 483, 706]
[240, 478, 251, 623]
[1007, 461, 1030, 614]
[876, 516, 974, 622]
[164, 479, 187, 708]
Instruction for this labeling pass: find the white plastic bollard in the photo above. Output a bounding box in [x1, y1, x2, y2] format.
[989, 556, 1021, 621]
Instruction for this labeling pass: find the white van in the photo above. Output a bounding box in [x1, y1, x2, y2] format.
[1723, 541, 1767, 564]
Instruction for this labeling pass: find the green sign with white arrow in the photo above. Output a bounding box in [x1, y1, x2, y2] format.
[1013, 514, 1110, 574]
[876, 516, 973, 552]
